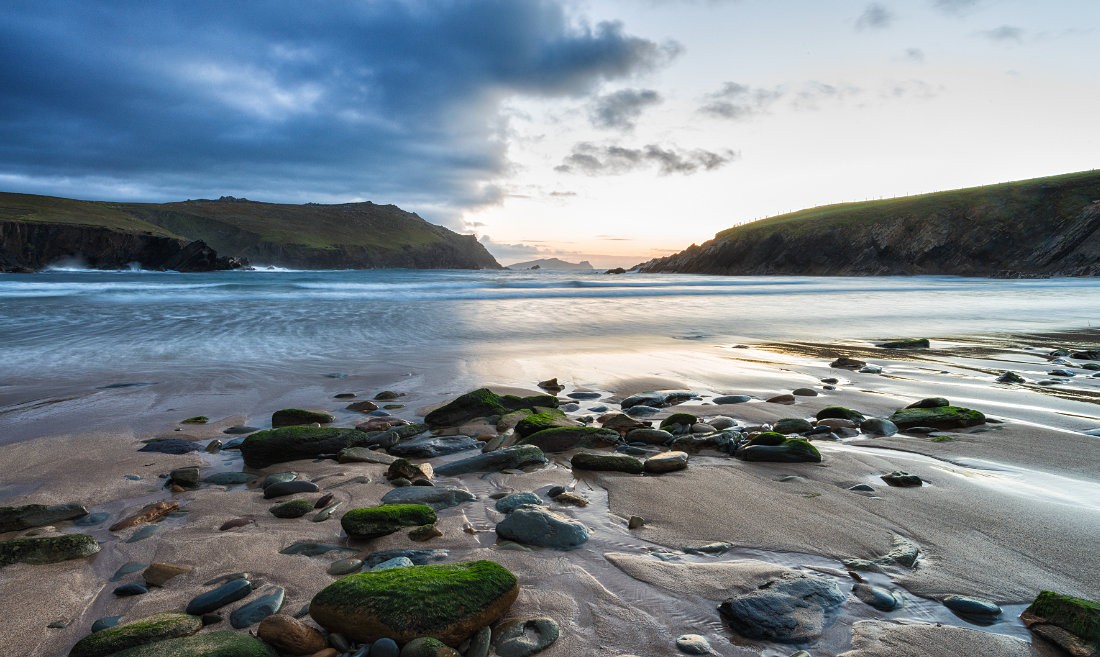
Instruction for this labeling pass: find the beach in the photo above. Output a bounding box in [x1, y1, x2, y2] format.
[1, 271, 1098, 657]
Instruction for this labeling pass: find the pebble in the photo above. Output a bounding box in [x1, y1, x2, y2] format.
[327, 558, 364, 576]
[90, 616, 121, 633]
[313, 502, 342, 522]
[628, 516, 645, 529]
[74, 511, 110, 526]
[110, 561, 148, 581]
[568, 391, 602, 400]
[230, 587, 285, 628]
[713, 395, 752, 404]
[186, 578, 253, 615]
[675, 634, 711, 655]
[493, 618, 560, 657]
[853, 583, 900, 611]
[792, 388, 818, 396]
[113, 583, 148, 596]
[264, 480, 320, 498]
[943, 594, 1001, 622]
[766, 394, 796, 404]
[262, 472, 299, 488]
[371, 556, 415, 571]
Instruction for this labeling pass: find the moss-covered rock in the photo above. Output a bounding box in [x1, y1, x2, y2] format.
[889, 406, 985, 429]
[0, 533, 100, 567]
[424, 388, 558, 429]
[104, 630, 276, 657]
[748, 432, 789, 446]
[271, 408, 335, 428]
[907, 397, 951, 409]
[877, 338, 930, 349]
[240, 427, 373, 468]
[401, 636, 462, 657]
[737, 439, 822, 463]
[310, 560, 519, 646]
[815, 407, 865, 422]
[0, 502, 88, 532]
[1023, 590, 1100, 643]
[772, 418, 814, 434]
[341, 504, 437, 540]
[180, 416, 208, 424]
[570, 452, 644, 474]
[514, 410, 571, 438]
[269, 499, 313, 519]
[68, 612, 202, 657]
[518, 427, 620, 452]
[659, 413, 698, 430]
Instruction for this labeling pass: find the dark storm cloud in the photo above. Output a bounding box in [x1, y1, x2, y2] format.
[589, 88, 663, 131]
[0, 0, 676, 217]
[555, 142, 737, 176]
[856, 3, 895, 31]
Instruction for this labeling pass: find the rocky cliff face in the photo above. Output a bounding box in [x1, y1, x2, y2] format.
[0, 221, 247, 272]
[638, 173, 1100, 277]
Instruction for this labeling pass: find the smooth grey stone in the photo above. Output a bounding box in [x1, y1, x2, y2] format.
[859, 365, 883, 374]
[380, 485, 474, 510]
[713, 395, 752, 404]
[434, 445, 547, 476]
[943, 594, 1001, 621]
[279, 542, 357, 556]
[684, 542, 732, 555]
[110, 562, 147, 581]
[362, 549, 449, 568]
[203, 472, 258, 485]
[675, 634, 711, 655]
[792, 388, 818, 397]
[388, 434, 481, 458]
[230, 587, 285, 628]
[112, 583, 148, 597]
[848, 483, 875, 492]
[91, 616, 120, 633]
[262, 472, 299, 488]
[370, 556, 414, 571]
[860, 418, 898, 436]
[467, 626, 492, 657]
[371, 637, 399, 657]
[626, 428, 674, 445]
[719, 574, 847, 642]
[621, 390, 696, 409]
[562, 403, 581, 412]
[220, 437, 245, 450]
[568, 391, 602, 400]
[327, 558, 364, 576]
[587, 405, 609, 412]
[495, 492, 544, 513]
[186, 578, 253, 615]
[625, 405, 661, 416]
[854, 583, 900, 611]
[496, 505, 589, 549]
[263, 480, 319, 498]
[493, 618, 560, 657]
[351, 645, 370, 657]
[709, 416, 737, 430]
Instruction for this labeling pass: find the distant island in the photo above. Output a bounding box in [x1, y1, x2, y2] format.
[0, 193, 501, 272]
[506, 258, 594, 271]
[638, 170, 1100, 277]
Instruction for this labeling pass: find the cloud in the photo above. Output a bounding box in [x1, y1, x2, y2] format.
[790, 81, 863, 110]
[932, 0, 982, 14]
[0, 1, 676, 218]
[478, 235, 548, 260]
[555, 142, 737, 176]
[698, 82, 784, 120]
[980, 25, 1025, 43]
[856, 3, 895, 31]
[903, 47, 925, 63]
[589, 88, 663, 131]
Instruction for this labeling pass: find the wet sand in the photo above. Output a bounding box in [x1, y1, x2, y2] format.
[0, 332, 1098, 657]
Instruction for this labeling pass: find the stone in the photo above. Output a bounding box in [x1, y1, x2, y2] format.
[242, 427, 374, 468]
[219, 518, 252, 531]
[493, 618, 560, 657]
[519, 426, 620, 452]
[270, 499, 314, 518]
[908, 397, 950, 409]
[880, 471, 922, 487]
[773, 418, 814, 434]
[1021, 590, 1100, 657]
[203, 472, 258, 485]
[272, 408, 335, 428]
[600, 413, 650, 434]
[90, 617, 120, 633]
[381, 486, 475, 510]
[571, 452, 644, 474]
[186, 578, 253, 615]
[109, 500, 179, 532]
[628, 516, 645, 529]
[889, 405, 985, 429]
[401, 637, 462, 657]
[371, 638, 401, 657]
[713, 395, 752, 404]
[626, 427, 675, 445]
[69, 612, 205, 657]
[113, 583, 148, 596]
[409, 524, 444, 541]
[310, 560, 519, 646]
[496, 505, 589, 549]
[0, 502, 88, 532]
[328, 558, 364, 576]
[100, 631, 276, 657]
[389, 435, 481, 458]
[434, 445, 547, 476]
[996, 371, 1027, 383]
[644, 451, 689, 473]
[859, 418, 898, 436]
[341, 504, 437, 540]
[766, 394, 797, 404]
[257, 614, 326, 655]
[859, 365, 883, 374]
[675, 634, 711, 655]
[943, 595, 1001, 623]
[816, 418, 857, 429]
[853, 583, 900, 611]
[466, 626, 492, 657]
[495, 492, 544, 513]
[338, 447, 397, 465]
[719, 573, 847, 642]
[264, 481, 320, 499]
[621, 390, 696, 409]
[372, 556, 415, 570]
[848, 484, 875, 492]
[363, 549, 449, 569]
[736, 439, 822, 463]
[346, 400, 379, 413]
[709, 416, 738, 430]
[830, 356, 866, 369]
[659, 413, 698, 433]
[231, 587, 286, 628]
[425, 388, 557, 429]
[0, 533, 100, 567]
[386, 458, 434, 481]
[138, 439, 200, 454]
[552, 492, 589, 507]
[816, 406, 865, 422]
[143, 562, 192, 587]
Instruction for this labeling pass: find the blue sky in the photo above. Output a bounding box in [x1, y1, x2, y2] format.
[2, 0, 1097, 266]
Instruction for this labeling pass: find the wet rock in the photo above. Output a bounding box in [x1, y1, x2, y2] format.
[709, 416, 738, 430]
[270, 499, 314, 518]
[659, 413, 699, 434]
[880, 471, 923, 487]
[628, 516, 645, 529]
[889, 405, 985, 430]
[386, 458, 434, 481]
[362, 549, 449, 569]
[389, 434, 481, 458]
[68, 612, 203, 657]
[0, 533, 100, 566]
[496, 505, 589, 549]
[552, 491, 589, 507]
[830, 356, 866, 369]
[327, 558, 364, 576]
[621, 390, 697, 409]
[572, 452, 644, 474]
[309, 560, 519, 646]
[231, 586, 285, 628]
[859, 418, 898, 436]
[186, 578, 253, 615]
[341, 504, 437, 540]
[877, 338, 929, 349]
[908, 397, 951, 409]
[242, 427, 374, 468]
[859, 365, 883, 374]
[0, 502, 88, 532]
[600, 413, 650, 434]
[816, 406, 865, 422]
[493, 618, 560, 657]
[264, 481, 320, 499]
[143, 562, 193, 586]
[425, 388, 557, 429]
[219, 518, 253, 531]
[138, 439, 200, 454]
[736, 439, 822, 463]
[519, 426, 620, 452]
[943, 594, 1001, 623]
[90, 617, 121, 633]
[1021, 590, 1100, 657]
[495, 492, 544, 513]
[94, 630, 276, 656]
[202, 472, 257, 485]
[401, 637, 462, 657]
[372, 556, 415, 570]
[381, 486, 475, 511]
[434, 445, 547, 476]
[719, 573, 847, 642]
[272, 408, 335, 428]
[313, 502, 342, 522]
[773, 418, 814, 434]
[644, 451, 689, 473]
[568, 391, 602, 400]
[223, 425, 262, 435]
[626, 427, 674, 445]
[996, 371, 1027, 383]
[766, 394, 797, 404]
[675, 634, 711, 655]
[713, 395, 752, 404]
[848, 484, 875, 492]
[338, 446, 398, 465]
[257, 614, 326, 655]
[466, 626, 492, 657]
[346, 400, 379, 413]
[371, 637, 400, 657]
[113, 583, 148, 597]
[263, 472, 299, 488]
[853, 583, 900, 611]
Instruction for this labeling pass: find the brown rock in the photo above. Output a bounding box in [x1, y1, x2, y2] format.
[766, 394, 797, 404]
[386, 458, 433, 481]
[599, 413, 649, 435]
[219, 518, 253, 531]
[830, 356, 866, 369]
[258, 614, 327, 656]
[346, 400, 379, 413]
[356, 417, 410, 432]
[143, 562, 193, 586]
[553, 492, 589, 507]
[409, 524, 443, 542]
[109, 500, 179, 532]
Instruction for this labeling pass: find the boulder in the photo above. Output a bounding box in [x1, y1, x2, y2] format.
[101, 631, 276, 657]
[434, 445, 547, 476]
[495, 492, 544, 513]
[659, 413, 698, 433]
[309, 560, 519, 646]
[381, 487, 476, 511]
[815, 407, 865, 422]
[643, 451, 689, 473]
[773, 418, 814, 434]
[889, 406, 985, 429]
[68, 612, 203, 657]
[514, 410, 575, 438]
[571, 452, 644, 474]
[341, 504, 437, 540]
[257, 614, 326, 655]
[737, 439, 822, 463]
[0, 534, 100, 567]
[241, 427, 373, 468]
[271, 408, 335, 428]
[860, 418, 899, 436]
[719, 573, 847, 642]
[269, 500, 314, 519]
[424, 388, 557, 429]
[495, 505, 589, 549]
[0, 502, 88, 532]
[1021, 590, 1099, 657]
[518, 427, 620, 452]
[388, 435, 481, 458]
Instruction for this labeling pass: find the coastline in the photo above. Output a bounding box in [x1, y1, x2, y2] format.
[1, 328, 1097, 657]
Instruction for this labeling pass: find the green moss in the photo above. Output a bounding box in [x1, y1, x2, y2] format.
[514, 410, 568, 438]
[889, 406, 985, 429]
[1025, 591, 1100, 641]
[738, 438, 822, 463]
[748, 432, 788, 446]
[659, 413, 698, 429]
[269, 499, 313, 519]
[341, 504, 437, 540]
[180, 416, 208, 424]
[517, 426, 620, 452]
[815, 407, 865, 422]
[240, 426, 373, 468]
[105, 630, 276, 657]
[425, 388, 558, 429]
[771, 418, 813, 434]
[271, 408, 335, 428]
[0, 533, 99, 567]
[930, 435, 955, 443]
[570, 452, 644, 474]
[68, 612, 202, 657]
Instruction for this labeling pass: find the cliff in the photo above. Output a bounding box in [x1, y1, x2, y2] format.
[637, 170, 1100, 277]
[0, 193, 501, 272]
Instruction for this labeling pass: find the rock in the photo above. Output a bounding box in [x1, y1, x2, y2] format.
[859, 365, 883, 374]
[1021, 590, 1100, 657]
[346, 400, 379, 413]
[113, 583, 148, 596]
[257, 614, 326, 655]
[68, 612, 204, 657]
[0, 502, 89, 532]
[493, 618, 560, 657]
[425, 388, 557, 429]
[90, 617, 121, 633]
[138, 439, 200, 454]
[848, 483, 875, 492]
[713, 395, 752, 404]
[669, 432, 735, 453]
[327, 558, 364, 576]
[341, 504, 437, 539]
[401, 637, 462, 657]
[773, 418, 814, 434]
[571, 452, 644, 474]
[272, 408, 335, 428]
[552, 491, 589, 507]
[644, 450, 689, 473]
[74, 511, 110, 527]
[127, 524, 161, 543]
[0, 533, 100, 566]
[382, 486, 475, 510]
[495, 492, 544, 513]
[339, 447, 397, 465]
[766, 394, 797, 404]
[514, 410, 575, 438]
[737, 439, 822, 463]
[372, 556, 415, 570]
[568, 391, 602, 400]
[816, 418, 857, 429]
[242, 427, 374, 468]
[996, 371, 1027, 383]
[143, 562, 192, 586]
[815, 406, 865, 422]
[718, 573, 847, 642]
[389, 434, 481, 458]
[270, 499, 314, 518]
[748, 432, 788, 446]
[219, 518, 252, 531]
[859, 418, 898, 436]
[386, 458, 434, 481]
[186, 578, 253, 615]
[908, 397, 951, 409]
[371, 638, 401, 657]
[363, 549, 449, 569]
[659, 413, 698, 433]
[853, 583, 900, 611]
[466, 626, 492, 657]
[310, 560, 519, 646]
[877, 338, 929, 349]
[628, 516, 645, 529]
[434, 445, 547, 476]
[889, 405, 985, 429]
[519, 426, 620, 452]
[830, 356, 866, 369]
[264, 481, 321, 499]
[98, 630, 276, 657]
[621, 390, 696, 409]
[943, 594, 1002, 623]
[180, 416, 208, 424]
[674, 634, 711, 655]
[356, 417, 416, 433]
[231, 587, 286, 628]
[224, 425, 262, 435]
[600, 413, 650, 434]
[709, 416, 738, 430]
[496, 505, 589, 549]
[202, 472, 258, 485]
[880, 471, 922, 487]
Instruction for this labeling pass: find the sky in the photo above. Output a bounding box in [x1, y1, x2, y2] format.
[1, 1, 1098, 267]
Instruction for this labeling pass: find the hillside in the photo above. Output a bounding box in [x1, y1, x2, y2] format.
[506, 258, 594, 271]
[637, 170, 1100, 277]
[0, 193, 500, 271]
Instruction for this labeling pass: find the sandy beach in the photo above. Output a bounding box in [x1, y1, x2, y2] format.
[1, 330, 1098, 657]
